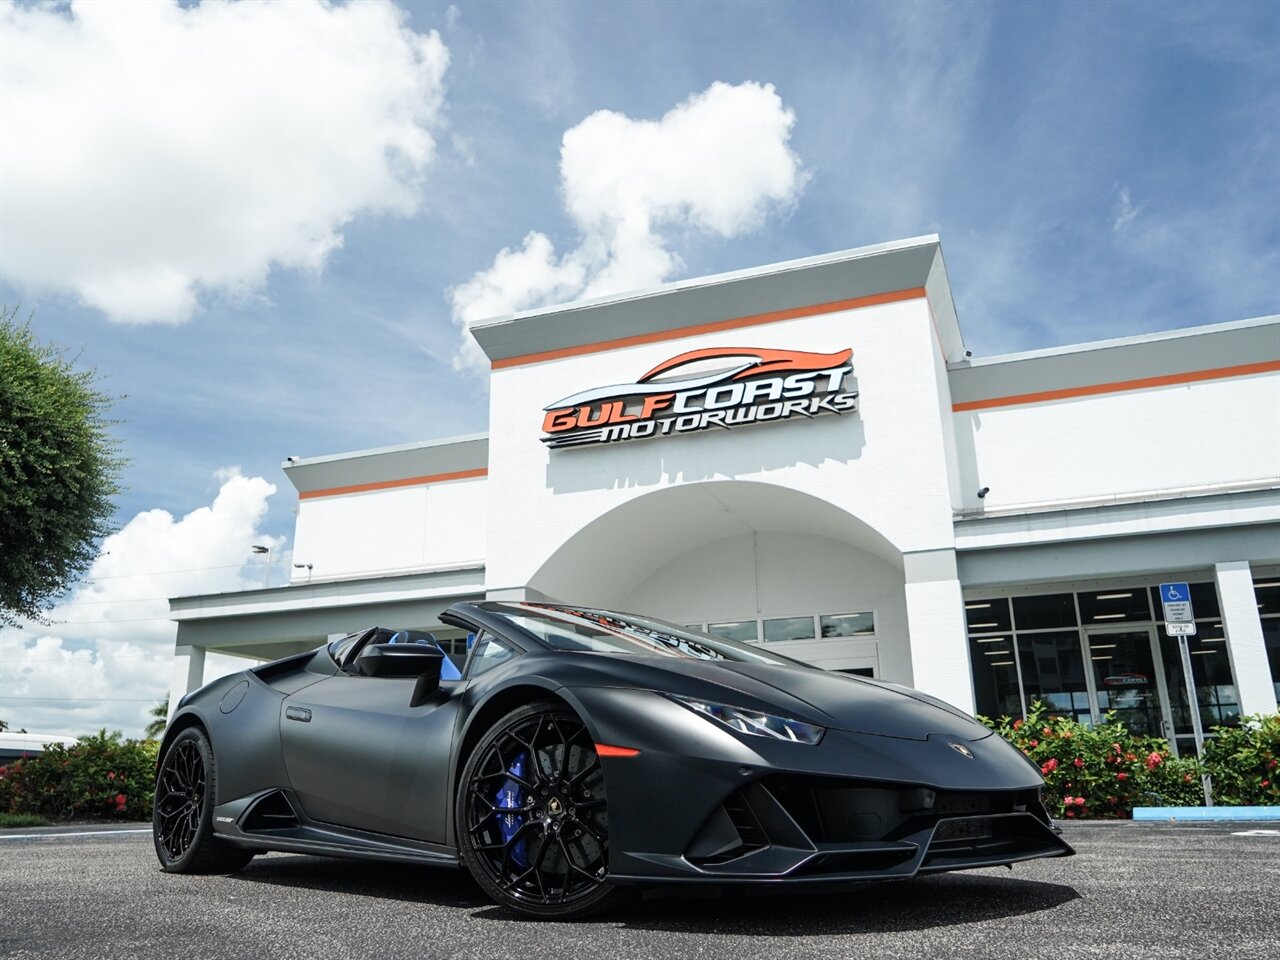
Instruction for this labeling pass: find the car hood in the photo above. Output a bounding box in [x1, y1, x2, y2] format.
[571, 654, 992, 742]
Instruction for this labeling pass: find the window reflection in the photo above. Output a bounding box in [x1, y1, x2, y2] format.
[968, 634, 1019, 719]
[763, 617, 816, 642]
[1016, 631, 1091, 726]
[1012, 594, 1077, 631]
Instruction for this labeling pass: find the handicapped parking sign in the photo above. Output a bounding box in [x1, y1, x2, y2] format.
[1160, 582, 1196, 635]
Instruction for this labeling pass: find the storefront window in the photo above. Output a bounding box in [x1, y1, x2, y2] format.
[964, 598, 1011, 634]
[819, 612, 875, 638]
[707, 620, 758, 643]
[763, 616, 816, 642]
[1012, 593, 1077, 631]
[1088, 629, 1162, 737]
[1255, 579, 1280, 699]
[968, 633, 1020, 720]
[1158, 623, 1240, 748]
[1078, 589, 1152, 625]
[1016, 630, 1091, 726]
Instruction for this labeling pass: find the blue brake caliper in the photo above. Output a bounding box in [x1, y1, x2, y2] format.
[495, 751, 529, 867]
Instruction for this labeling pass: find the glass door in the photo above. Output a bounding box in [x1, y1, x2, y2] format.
[1083, 627, 1171, 739]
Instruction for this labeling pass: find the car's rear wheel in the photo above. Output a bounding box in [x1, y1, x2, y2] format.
[153, 727, 254, 874]
[457, 701, 618, 918]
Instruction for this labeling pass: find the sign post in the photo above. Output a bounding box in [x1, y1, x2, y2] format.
[1160, 582, 1212, 806]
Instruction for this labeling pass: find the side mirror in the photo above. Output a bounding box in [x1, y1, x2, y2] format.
[355, 643, 444, 680]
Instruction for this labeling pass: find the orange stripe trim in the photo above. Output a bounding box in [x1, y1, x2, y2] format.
[298, 467, 488, 500]
[953, 360, 1280, 412]
[490, 287, 928, 370]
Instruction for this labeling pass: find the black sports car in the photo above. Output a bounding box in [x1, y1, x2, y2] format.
[154, 602, 1073, 917]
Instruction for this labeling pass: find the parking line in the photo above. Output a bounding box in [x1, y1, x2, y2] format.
[0, 828, 152, 840]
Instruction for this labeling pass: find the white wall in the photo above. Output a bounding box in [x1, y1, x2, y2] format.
[484, 296, 959, 595]
[291, 477, 487, 582]
[621, 531, 912, 682]
[955, 372, 1280, 511]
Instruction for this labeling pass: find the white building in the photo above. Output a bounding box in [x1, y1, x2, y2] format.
[170, 235, 1280, 756]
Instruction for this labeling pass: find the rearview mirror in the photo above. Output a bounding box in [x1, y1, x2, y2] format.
[355, 642, 444, 680]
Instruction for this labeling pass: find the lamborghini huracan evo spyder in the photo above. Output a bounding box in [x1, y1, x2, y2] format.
[153, 602, 1073, 918]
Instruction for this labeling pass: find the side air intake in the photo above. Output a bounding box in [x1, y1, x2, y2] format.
[241, 791, 300, 832]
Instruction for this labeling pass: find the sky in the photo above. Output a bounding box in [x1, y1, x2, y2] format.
[1, 0, 1277, 737]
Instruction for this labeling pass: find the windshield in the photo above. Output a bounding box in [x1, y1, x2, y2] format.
[478, 603, 802, 666]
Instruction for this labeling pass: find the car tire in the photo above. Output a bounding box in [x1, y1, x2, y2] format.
[457, 700, 619, 919]
[153, 726, 255, 874]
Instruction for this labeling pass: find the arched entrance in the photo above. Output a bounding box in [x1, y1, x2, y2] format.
[525, 481, 912, 682]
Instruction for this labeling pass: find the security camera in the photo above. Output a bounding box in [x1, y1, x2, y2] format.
[286, 456, 299, 463]
[977, 486, 990, 499]
[964, 350, 972, 358]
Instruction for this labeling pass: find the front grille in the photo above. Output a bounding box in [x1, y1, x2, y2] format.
[934, 817, 995, 842]
[684, 777, 1066, 878]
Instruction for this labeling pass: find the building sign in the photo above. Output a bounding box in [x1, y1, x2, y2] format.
[541, 347, 858, 450]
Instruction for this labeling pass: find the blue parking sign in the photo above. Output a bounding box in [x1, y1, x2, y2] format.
[1160, 582, 1195, 633]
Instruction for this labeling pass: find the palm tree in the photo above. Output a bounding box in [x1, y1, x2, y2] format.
[145, 697, 169, 739]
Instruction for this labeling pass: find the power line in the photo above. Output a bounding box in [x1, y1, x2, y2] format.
[0, 696, 159, 703]
[0, 653, 160, 665]
[78, 562, 255, 581]
[16, 616, 174, 626]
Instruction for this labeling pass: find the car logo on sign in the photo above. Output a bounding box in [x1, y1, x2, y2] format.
[949, 742, 974, 759]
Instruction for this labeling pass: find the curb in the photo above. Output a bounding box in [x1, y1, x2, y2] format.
[1132, 806, 1280, 822]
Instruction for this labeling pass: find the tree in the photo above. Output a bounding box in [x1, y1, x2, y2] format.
[0, 308, 124, 626]
[145, 697, 169, 739]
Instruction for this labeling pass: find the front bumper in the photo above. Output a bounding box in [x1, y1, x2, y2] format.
[562, 686, 1075, 883]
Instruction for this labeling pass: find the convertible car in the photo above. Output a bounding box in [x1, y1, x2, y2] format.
[154, 602, 1073, 918]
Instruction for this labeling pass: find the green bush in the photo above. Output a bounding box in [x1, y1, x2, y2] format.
[0, 730, 157, 822]
[1199, 714, 1280, 806]
[0, 812, 50, 828]
[982, 701, 1203, 818]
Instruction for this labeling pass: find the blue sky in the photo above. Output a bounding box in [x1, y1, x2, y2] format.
[1, 0, 1277, 734]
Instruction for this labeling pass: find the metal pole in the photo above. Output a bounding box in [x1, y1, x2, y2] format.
[1177, 634, 1213, 807]
[261, 547, 272, 589]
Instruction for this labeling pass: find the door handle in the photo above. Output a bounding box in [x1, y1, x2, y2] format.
[285, 706, 312, 723]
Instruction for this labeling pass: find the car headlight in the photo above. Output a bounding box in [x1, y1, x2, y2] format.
[670, 695, 825, 744]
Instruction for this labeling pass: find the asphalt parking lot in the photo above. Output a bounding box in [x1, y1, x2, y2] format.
[1, 821, 1277, 960]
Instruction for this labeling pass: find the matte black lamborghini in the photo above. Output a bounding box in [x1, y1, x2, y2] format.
[154, 602, 1073, 917]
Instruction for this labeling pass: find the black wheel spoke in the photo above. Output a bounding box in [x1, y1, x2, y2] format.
[568, 756, 600, 787]
[155, 739, 206, 860]
[465, 709, 610, 909]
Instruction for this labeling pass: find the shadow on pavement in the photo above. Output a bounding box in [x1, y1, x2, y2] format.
[609, 873, 1082, 936]
[229, 855, 490, 910]
[230, 854, 1079, 934]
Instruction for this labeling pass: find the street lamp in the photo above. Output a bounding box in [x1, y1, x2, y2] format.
[293, 562, 313, 584]
[251, 544, 272, 589]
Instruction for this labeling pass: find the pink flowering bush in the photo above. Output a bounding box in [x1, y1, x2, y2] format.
[0, 730, 157, 822]
[981, 702, 1202, 818]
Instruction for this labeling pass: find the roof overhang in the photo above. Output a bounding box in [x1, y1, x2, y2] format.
[471, 235, 965, 367]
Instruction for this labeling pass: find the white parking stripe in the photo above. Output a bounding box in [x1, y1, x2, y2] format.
[0, 828, 152, 840]
[1231, 829, 1280, 836]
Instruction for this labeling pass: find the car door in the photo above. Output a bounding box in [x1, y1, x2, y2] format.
[278, 648, 463, 843]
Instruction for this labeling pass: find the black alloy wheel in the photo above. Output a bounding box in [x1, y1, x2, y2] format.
[458, 702, 618, 918]
[153, 727, 254, 874]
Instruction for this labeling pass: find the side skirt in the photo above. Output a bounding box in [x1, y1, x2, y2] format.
[211, 788, 461, 868]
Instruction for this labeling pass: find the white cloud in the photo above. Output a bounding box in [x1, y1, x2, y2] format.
[0, 0, 449, 323]
[0, 472, 281, 738]
[450, 81, 805, 371]
[1112, 186, 1139, 232]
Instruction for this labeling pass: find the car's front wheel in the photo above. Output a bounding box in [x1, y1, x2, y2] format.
[457, 701, 618, 918]
[153, 726, 254, 874]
